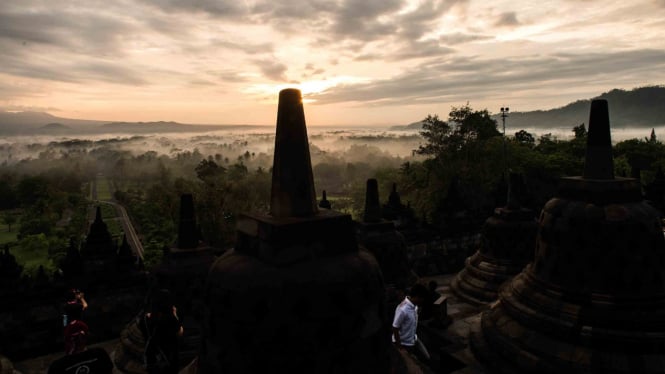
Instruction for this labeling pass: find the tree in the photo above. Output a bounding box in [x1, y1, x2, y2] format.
[416, 114, 451, 156]
[416, 106, 501, 158]
[514, 130, 535, 147]
[449, 105, 501, 141]
[649, 128, 658, 143]
[2, 212, 17, 232]
[195, 159, 225, 185]
[572, 123, 587, 139]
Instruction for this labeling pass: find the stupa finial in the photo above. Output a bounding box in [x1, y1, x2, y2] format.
[177, 193, 198, 249]
[583, 99, 614, 180]
[363, 178, 382, 223]
[319, 190, 331, 209]
[270, 88, 318, 217]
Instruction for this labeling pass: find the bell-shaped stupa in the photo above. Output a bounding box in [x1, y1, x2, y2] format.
[198, 89, 389, 373]
[451, 173, 538, 304]
[471, 100, 665, 373]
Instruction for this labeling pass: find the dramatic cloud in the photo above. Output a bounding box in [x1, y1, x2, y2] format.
[0, 0, 664, 125]
[310, 49, 665, 105]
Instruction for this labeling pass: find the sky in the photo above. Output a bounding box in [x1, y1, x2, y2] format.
[1, 0, 665, 126]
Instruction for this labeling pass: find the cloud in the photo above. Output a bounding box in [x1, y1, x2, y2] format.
[495, 11, 521, 27]
[202, 39, 274, 55]
[309, 49, 665, 105]
[0, 5, 137, 56]
[207, 69, 252, 83]
[0, 40, 148, 85]
[397, 0, 468, 40]
[439, 32, 492, 45]
[254, 59, 288, 81]
[0, 104, 60, 112]
[136, 0, 248, 17]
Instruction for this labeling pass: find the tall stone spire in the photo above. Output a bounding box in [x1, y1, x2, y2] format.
[95, 206, 102, 222]
[177, 194, 198, 249]
[583, 99, 614, 180]
[270, 88, 318, 218]
[388, 183, 401, 207]
[318, 190, 331, 209]
[363, 179, 382, 223]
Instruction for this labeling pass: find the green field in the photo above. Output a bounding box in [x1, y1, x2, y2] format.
[0, 211, 20, 245]
[96, 176, 113, 201]
[97, 203, 124, 239]
[0, 227, 18, 245]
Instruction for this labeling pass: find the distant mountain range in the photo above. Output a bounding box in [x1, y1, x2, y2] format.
[2, 86, 663, 135]
[0, 111, 252, 135]
[391, 86, 665, 131]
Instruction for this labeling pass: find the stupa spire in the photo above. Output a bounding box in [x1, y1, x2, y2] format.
[177, 194, 198, 249]
[363, 179, 382, 223]
[270, 88, 318, 218]
[318, 190, 331, 209]
[583, 99, 614, 180]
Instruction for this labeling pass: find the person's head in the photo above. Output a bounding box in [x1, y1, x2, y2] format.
[65, 288, 81, 302]
[150, 289, 174, 315]
[409, 284, 429, 306]
[428, 280, 438, 292]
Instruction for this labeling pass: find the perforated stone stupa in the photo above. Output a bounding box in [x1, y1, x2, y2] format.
[451, 173, 537, 305]
[357, 178, 411, 288]
[198, 89, 390, 373]
[471, 99, 665, 373]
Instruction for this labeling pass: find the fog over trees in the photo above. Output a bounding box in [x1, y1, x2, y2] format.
[1, 108, 664, 278]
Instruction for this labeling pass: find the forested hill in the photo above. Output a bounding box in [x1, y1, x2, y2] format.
[392, 86, 665, 131]
[501, 86, 665, 129]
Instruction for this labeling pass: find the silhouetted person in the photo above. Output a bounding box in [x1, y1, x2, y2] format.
[140, 289, 183, 374]
[63, 300, 89, 355]
[392, 284, 430, 361]
[62, 288, 89, 355]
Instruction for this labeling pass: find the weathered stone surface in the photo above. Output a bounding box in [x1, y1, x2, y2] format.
[471, 100, 665, 374]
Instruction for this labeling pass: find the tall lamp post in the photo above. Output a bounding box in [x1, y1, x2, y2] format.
[500, 106, 510, 175]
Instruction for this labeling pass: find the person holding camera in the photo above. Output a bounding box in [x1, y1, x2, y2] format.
[63, 289, 89, 355]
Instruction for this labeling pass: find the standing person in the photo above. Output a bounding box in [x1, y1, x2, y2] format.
[140, 289, 184, 374]
[392, 283, 430, 361]
[63, 301, 89, 355]
[62, 289, 89, 355]
[63, 288, 88, 325]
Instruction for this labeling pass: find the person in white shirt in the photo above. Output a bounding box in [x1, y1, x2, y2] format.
[392, 284, 430, 360]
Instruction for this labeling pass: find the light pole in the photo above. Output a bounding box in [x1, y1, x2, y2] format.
[500, 106, 509, 175]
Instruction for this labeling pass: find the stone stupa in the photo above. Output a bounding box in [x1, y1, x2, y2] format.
[357, 178, 412, 288]
[451, 172, 538, 305]
[471, 99, 665, 373]
[198, 88, 390, 373]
